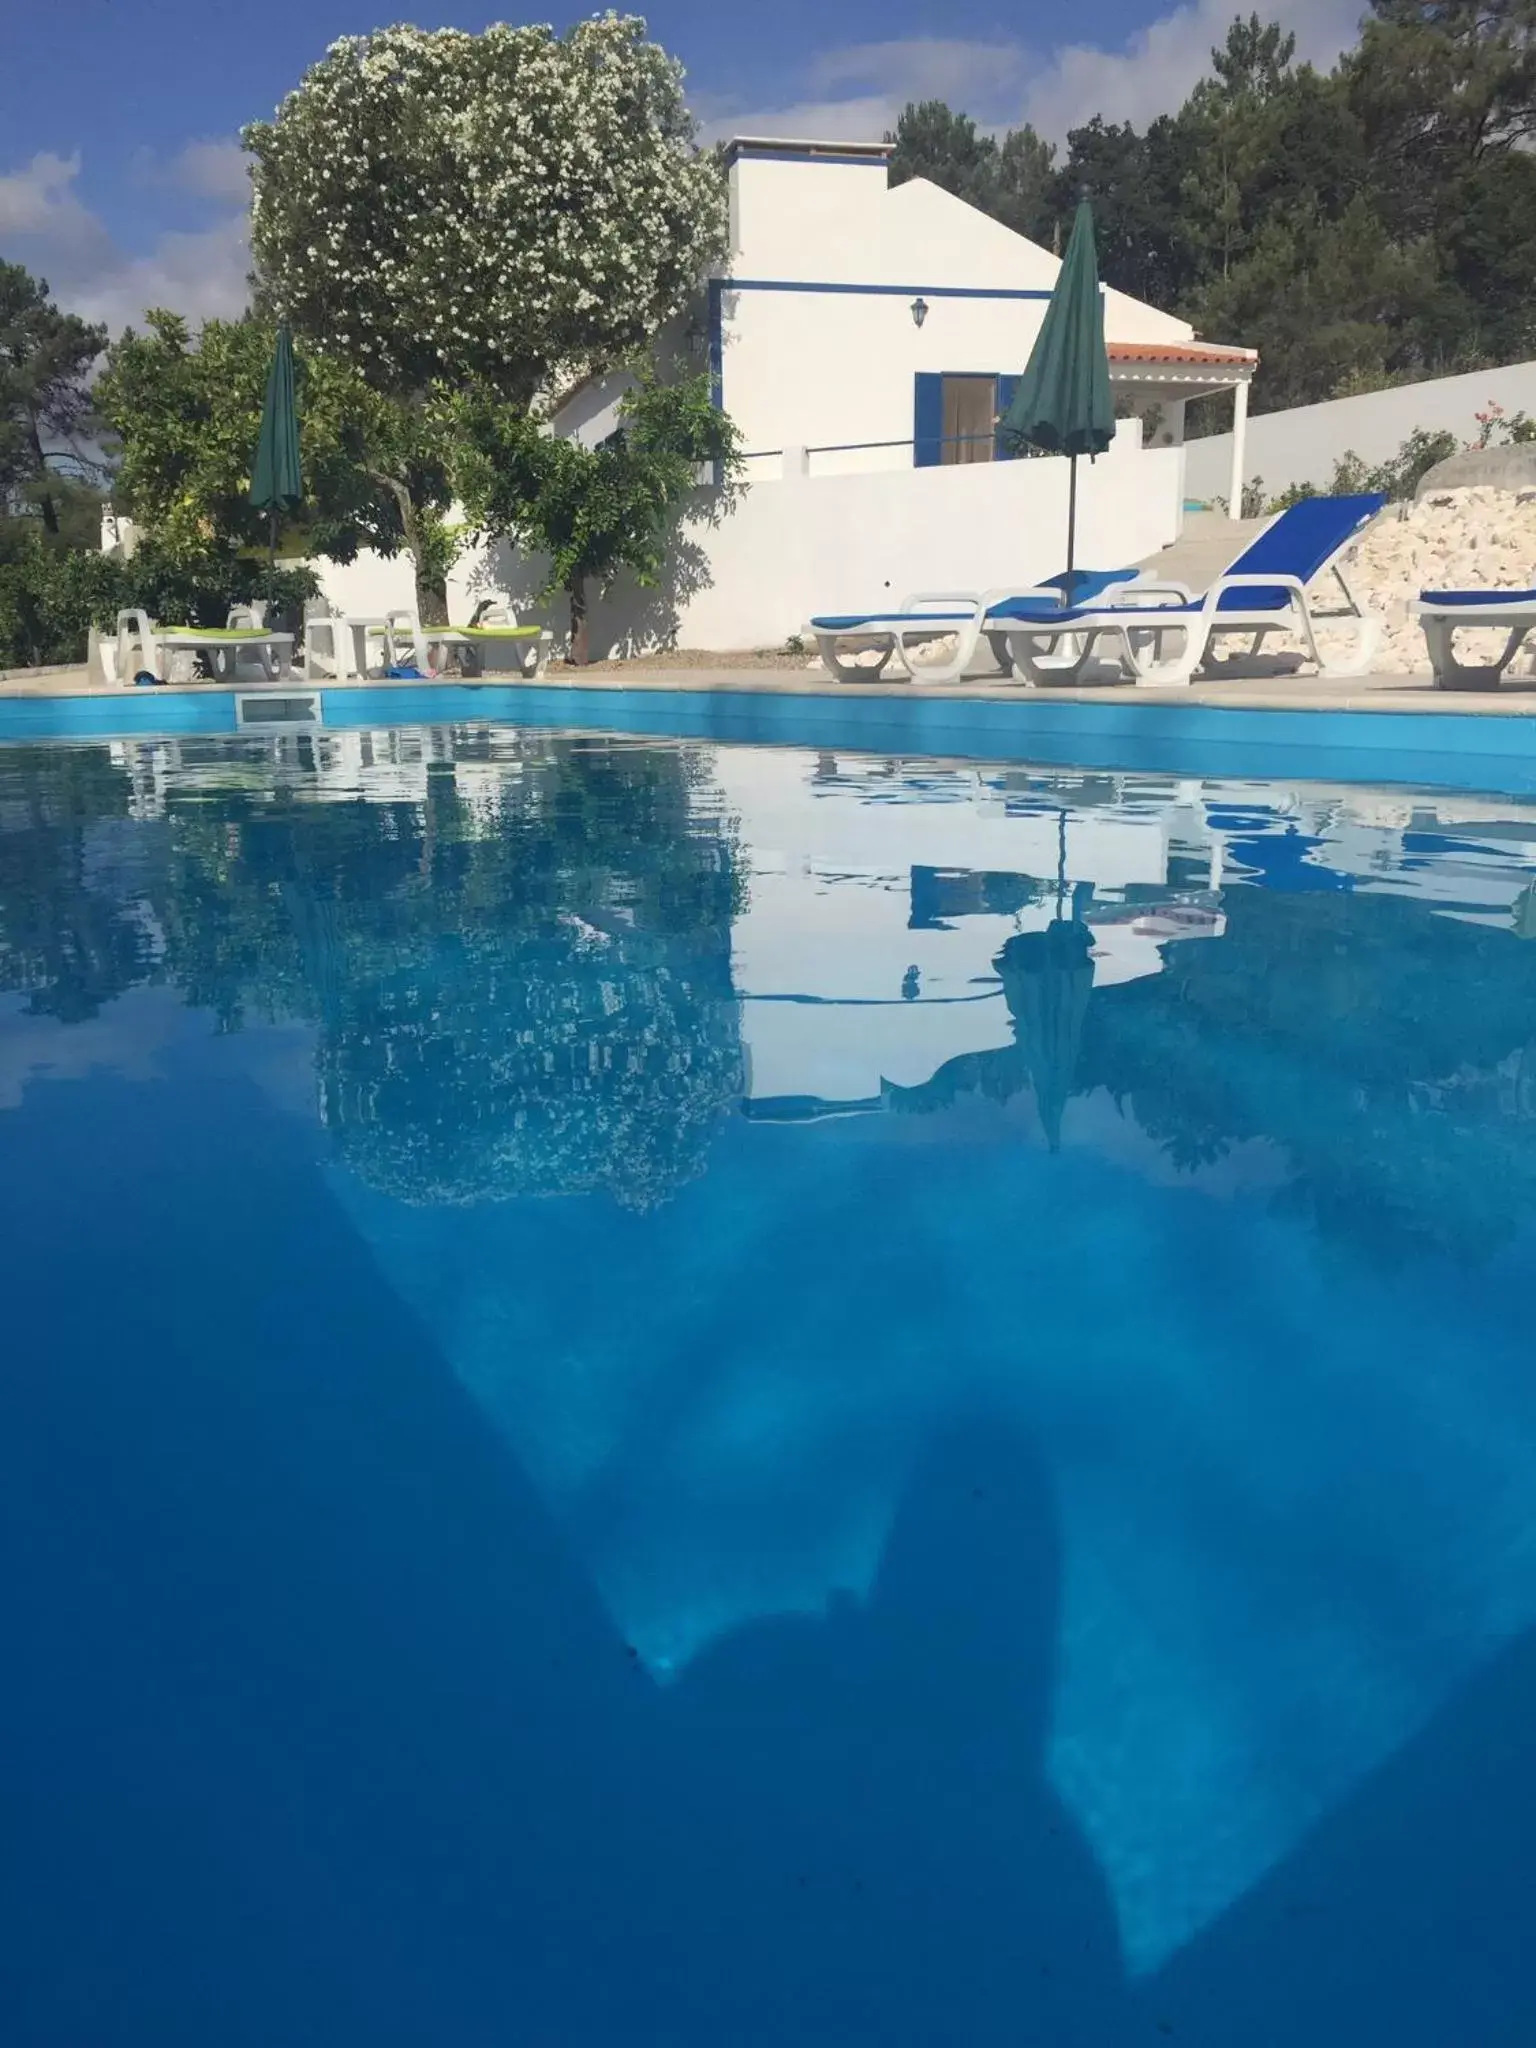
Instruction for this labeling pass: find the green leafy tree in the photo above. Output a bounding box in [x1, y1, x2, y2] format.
[993, 127, 1058, 243]
[0, 262, 106, 539]
[888, 101, 1002, 207]
[94, 311, 449, 587]
[455, 371, 742, 663]
[1178, 19, 1300, 284]
[883, 7, 1536, 415]
[1347, 0, 1536, 240]
[243, 17, 725, 618]
[1194, 196, 1446, 410]
[1054, 115, 1202, 308]
[245, 16, 723, 402]
[887, 103, 1057, 244]
[0, 527, 317, 668]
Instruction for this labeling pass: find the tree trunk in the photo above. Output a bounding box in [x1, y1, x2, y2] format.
[415, 561, 449, 627]
[29, 422, 59, 535]
[568, 576, 590, 666]
[373, 470, 448, 624]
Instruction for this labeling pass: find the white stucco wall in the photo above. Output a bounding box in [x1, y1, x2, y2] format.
[719, 154, 1196, 478]
[723, 287, 1056, 475]
[1184, 359, 1536, 503]
[448, 426, 1180, 654]
[312, 548, 417, 618]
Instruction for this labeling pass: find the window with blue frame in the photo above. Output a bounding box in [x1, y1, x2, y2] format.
[913, 373, 1022, 465]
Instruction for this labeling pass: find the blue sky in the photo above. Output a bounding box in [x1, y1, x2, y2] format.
[0, 0, 1360, 329]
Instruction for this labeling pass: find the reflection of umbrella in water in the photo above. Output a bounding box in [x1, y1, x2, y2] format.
[995, 917, 1095, 1151]
[882, 807, 1095, 1146]
[877, 918, 1094, 1145]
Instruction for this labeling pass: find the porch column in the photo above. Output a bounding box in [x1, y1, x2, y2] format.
[1228, 378, 1250, 517]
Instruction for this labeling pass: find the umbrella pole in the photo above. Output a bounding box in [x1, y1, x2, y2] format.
[1065, 453, 1078, 607]
[1057, 809, 1068, 919]
[268, 507, 277, 571]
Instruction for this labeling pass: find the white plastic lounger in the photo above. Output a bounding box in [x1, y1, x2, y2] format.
[1000, 494, 1386, 688]
[114, 609, 294, 686]
[1415, 587, 1536, 689]
[805, 568, 1142, 684]
[422, 601, 553, 679]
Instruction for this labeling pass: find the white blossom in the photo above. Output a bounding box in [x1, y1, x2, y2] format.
[243, 13, 724, 398]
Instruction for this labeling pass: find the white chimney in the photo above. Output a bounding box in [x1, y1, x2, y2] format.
[724, 138, 893, 279]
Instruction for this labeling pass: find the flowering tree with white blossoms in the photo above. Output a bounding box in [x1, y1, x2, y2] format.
[243, 14, 725, 406]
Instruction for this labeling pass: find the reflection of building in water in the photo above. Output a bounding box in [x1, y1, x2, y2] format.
[108, 726, 568, 823]
[101, 730, 1536, 1130]
[720, 747, 1536, 1120]
[716, 749, 1222, 1111]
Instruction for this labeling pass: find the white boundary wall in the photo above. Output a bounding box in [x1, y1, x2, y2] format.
[322, 427, 1182, 656]
[1184, 360, 1536, 503]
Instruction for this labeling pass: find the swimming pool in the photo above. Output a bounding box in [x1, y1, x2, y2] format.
[3, 723, 1536, 2044]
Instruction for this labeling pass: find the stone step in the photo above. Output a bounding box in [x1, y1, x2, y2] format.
[1134, 514, 1270, 593]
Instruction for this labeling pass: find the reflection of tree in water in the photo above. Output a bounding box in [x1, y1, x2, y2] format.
[0, 738, 745, 1207]
[885, 876, 1536, 1266]
[1077, 885, 1536, 1265]
[10, 738, 1536, 1251]
[171, 742, 746, 1210]
[0, 747, 154, 1022]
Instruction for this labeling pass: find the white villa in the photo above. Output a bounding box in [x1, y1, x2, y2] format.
[323, 137, 1260, 654]
[556, 138, 1256, 499]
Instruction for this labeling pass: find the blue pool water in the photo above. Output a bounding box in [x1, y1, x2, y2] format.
[4, 724, 1536, 2044]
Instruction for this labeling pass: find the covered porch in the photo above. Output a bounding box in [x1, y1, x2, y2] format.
[1107, 340, 1258, 514]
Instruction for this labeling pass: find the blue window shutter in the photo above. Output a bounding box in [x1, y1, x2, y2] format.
[995, 375, 1020, 459]
[914, 374, 943, 467]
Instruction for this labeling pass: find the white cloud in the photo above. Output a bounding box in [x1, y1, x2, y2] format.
[1019, 0, 1363, 138]
[699, 0, 1362, 149]
[697, 95, 903, 146]
[0, 148, 249, 332]
[138, 137, 253, 207]
[806, 37, 1027, 110]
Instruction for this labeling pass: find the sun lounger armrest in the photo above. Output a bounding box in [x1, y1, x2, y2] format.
[1204, 572, 1308, 604]
[1105, 581, 1193, 608]
[980, 585, 1059, 607]
[900, 591, 986, 617]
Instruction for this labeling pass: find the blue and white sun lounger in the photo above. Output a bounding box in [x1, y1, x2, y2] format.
[998, 493, 1386, 688]
[805, 567, 1143, 684]
[1415, 586, 1536, 689]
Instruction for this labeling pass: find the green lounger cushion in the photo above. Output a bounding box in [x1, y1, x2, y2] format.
[158, 626, 282, 641]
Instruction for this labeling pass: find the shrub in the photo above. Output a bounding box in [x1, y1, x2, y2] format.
[0, 530, 317, 671]
[1260, 400, 1536, 514]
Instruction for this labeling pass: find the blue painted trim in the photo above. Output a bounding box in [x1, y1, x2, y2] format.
[8, 686, 1536, 800]
[721, 278, 1055, 301]
[913, 374, 943, 468]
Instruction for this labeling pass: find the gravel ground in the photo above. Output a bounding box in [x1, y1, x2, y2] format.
[565, 645, 810, 673]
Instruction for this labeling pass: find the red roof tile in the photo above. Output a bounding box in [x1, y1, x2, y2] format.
[1107, 340, 1258, 366]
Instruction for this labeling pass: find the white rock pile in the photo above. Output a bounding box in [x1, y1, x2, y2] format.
[1333, 486, 1536, 674]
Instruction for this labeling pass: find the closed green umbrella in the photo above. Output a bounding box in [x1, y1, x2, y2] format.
[250, 322, 302, 564]
[999, 199, 1115, 605]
